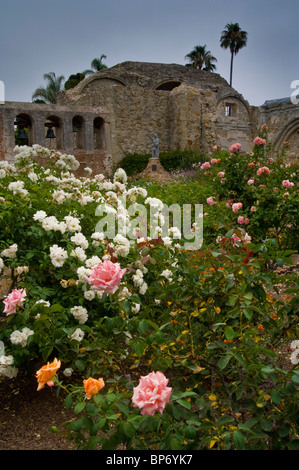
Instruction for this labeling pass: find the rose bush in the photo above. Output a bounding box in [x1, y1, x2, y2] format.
[0, 135, 298, 450]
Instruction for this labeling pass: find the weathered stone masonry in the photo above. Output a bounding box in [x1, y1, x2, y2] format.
[0, 61, 298, 174]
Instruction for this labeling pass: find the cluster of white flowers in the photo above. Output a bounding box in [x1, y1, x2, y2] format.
[113, 234, 131, 257]
[70, 246, 87, 262]
[161, 269, 173, 282]
[10, 327, 34, 347]
[290, 340, 299, 365]
[14, 265, 29, 275]
[71, 232, 88, 249]
[113, 168, 127, 184]
[56, 153, 80, 171]
[50, 244, 68, 267]
[71, 328, 85, 342]
[1, 243, 18, 259]
[8, 180, 28, 197]
[28, 171, 38, 182]
[70, 306, 89, 324]
[0, 169, 6, 178]
[132, 268, 148, 295]
[0, 354, 18, 378]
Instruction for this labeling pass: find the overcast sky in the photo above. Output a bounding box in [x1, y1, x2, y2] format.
[0, 0, 298, 106]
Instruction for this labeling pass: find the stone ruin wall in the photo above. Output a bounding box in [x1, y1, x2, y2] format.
[0, 61, 298, 174]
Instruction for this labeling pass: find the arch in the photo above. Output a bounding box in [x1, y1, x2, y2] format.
[93, 116, 106, 150]
[14, 113, 34, 146]
[273, 116, 299, 151]
[216, 93, 251, 119]
[72, 115, 85, 149]
[155, 80, 182, 91]
[45, 115, 63, 150]
[77, 74, 128, 94]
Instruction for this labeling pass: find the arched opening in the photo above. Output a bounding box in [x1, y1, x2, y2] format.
[72, 115, 84, 149]
[14, 113, 33, 146]
[45, 115, 63, 150]
[156, 81, 181, 91]
[93, 117, 106, 150]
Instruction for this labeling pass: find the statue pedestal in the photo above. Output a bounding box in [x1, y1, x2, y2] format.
[140, 158, 170, 182]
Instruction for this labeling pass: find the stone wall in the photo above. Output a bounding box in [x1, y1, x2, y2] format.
[0, 62, 298, 172]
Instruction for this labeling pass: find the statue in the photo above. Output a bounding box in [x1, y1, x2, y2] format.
[147, 132, 159, 159]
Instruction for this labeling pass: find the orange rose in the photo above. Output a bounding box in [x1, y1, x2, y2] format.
[36, 358, 61, 391]
[83, 377, 105, 399]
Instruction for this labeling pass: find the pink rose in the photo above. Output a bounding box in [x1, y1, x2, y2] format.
[229, 143, 241, 154]
[218, 172, 225, 178]
[200, 162, 211, 171]
[253, 136, 266, 146]
[232, 202, 243, 213]
[256, 166, 270, 176]
[132, 371, 172, 416]
[247, 178, 255, 185]
[86, 260, 126, 294]
[282, 180, 294, 187]
[250, 206, 257, 212]
[243, 233, 252, 244]
[206, 196, 216, 206]
[3, 288, 27, 315]
[238, 216, 245, 224]
[283, 192, 290, 199]
[210, 158, 218, 165]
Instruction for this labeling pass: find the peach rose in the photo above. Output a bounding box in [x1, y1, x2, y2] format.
[36, 358, 61, 391]
[83, 377, 105, 399]
[86, 259, 126, 294]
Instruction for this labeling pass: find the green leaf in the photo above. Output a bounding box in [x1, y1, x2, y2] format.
[123, 422, 135, 438]
[261, 419, 273, 432]
[177, 399, 191, 410]
[134, 341, 146, 357]
[288, 440, 299, 450]
[218, 416, 235, 426]
[74, 402, 86, 415]
[116, 402, 130, 416]
[233, 430, 244, 450]
[225, 327, 235, 340]
[218, 354, 232, 370]
[138, 319, 149, 333]
[64, 394, 73, 410]
[271, 390, 281, 405]
[171, 437, 183, 450]
[86, 436, 100, 450]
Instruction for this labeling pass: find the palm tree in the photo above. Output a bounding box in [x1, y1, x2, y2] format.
[83, 54, 108, 76]
[185, 44, 217, 72]
[220, 23, 248, 87]
[32, 72, 65, 104]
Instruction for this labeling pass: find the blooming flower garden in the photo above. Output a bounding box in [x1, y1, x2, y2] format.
[0, 125, 298, 450]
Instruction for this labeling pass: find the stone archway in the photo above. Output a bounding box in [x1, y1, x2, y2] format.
[72, 115, 85, 149]
[273, 117, 299, 162]
[14, 113, 34, 146]
[45, 115, 63, 150]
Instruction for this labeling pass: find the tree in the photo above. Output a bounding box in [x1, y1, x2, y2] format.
[64, 73, 85, 90]
[83, 54, 108, 76]
[32, 72, 65, 104]
[185, 44, 217, 72]
[220, 22, 248, 87]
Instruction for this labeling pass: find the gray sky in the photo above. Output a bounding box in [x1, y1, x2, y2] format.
[0, 0, 298, 106]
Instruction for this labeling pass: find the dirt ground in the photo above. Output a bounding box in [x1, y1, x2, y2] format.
[0, 368, 74, 450]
